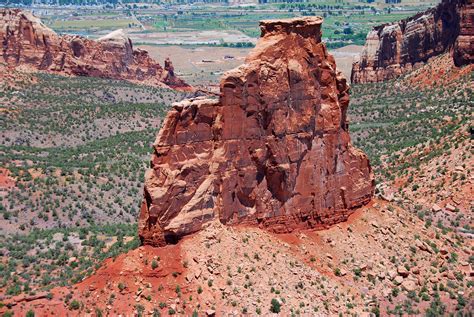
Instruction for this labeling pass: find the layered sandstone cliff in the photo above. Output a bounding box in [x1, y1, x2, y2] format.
[351, 0, 473, 83]
[139, 17, 374, 246]
[0, 9, 188, 89]
[454, 0, 474, 66]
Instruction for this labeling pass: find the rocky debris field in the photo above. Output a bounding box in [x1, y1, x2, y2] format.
[3, 198, 472, 315]
[180, 199, 472, 315]
[389, 124, 473, 245]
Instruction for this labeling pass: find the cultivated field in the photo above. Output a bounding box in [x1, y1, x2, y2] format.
[38, 2, 431, 47]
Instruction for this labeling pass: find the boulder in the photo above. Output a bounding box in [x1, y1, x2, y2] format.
[445, 204, 457, 212]
[394, 276, 404, 285]
[431, 204, 442, 213]
[401, 279, 417, 292]
[397, 266, 409, 277]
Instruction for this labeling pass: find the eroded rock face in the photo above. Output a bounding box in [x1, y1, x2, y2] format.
[454, 1, 474, 66]
[0, 9, 189, 89]
[351, 0, 473, 83]
[139, 17, 374, 246]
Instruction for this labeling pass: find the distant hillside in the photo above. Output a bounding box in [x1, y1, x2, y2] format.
[351, 0, 473, 83]
[1, 9, 190, 89]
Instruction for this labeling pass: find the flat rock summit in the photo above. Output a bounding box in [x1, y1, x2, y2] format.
[0, 9, 189, 89]
[351, 0, 473, 83]
[139, 16, 375, 246]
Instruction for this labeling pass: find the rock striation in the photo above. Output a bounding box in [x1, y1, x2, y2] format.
[351, 0, 473, 83]
[454, 0, 474, 66]
[0, 9, 189, 89]
[139, 17, 374, 246]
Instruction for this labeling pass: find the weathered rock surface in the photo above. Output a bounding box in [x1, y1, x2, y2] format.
[0, 9, 189, 89]
[454, 0, 474, 66]
[351, 0, 473, 83]
[139, 17, 374, 246]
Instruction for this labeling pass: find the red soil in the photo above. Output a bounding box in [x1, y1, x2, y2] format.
[403, 54, 474, 90]
[0, 168, 15, 188]
[2, 245, 188, 315]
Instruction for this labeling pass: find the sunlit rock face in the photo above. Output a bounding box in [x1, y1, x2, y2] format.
[139, 17, 374, 247]
[0, 9, 188, 89]
[351, 0, 473, 83]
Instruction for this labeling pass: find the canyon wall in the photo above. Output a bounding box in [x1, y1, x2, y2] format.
[139, 17, 374, 246]
[454, 0, 474, 66]
[0, 9, 188, 89]
[351, 0, 473, 84]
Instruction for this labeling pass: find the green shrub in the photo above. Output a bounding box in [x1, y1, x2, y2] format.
[69, 299, 80, 310]
[270, 298, 281, 313]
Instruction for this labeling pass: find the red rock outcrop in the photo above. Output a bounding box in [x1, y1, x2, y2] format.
[139, 17, 374, 246]
[454, 0, 474, 66]
[0, 9, 189, 89]
[351, 0, 473, 83]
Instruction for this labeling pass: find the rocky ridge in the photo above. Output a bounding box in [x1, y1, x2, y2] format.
[0, 9, 189, 89]
[139, 17, 374, 247]
[351, 0, 473, 83]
